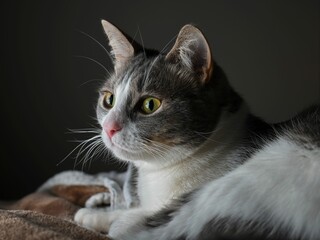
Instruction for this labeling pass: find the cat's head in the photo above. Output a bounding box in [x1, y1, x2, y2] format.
[96, 20, 241, 166]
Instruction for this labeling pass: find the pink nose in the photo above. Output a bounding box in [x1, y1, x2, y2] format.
[104, 122, 122, 139]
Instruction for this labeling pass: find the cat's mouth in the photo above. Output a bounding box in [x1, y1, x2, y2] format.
[101, 132, 157, 161]
[104, 136, 142, 157]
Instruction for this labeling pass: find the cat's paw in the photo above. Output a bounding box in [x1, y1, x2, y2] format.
[85, 192, 111, 208]
[108, 208, 149, 239]
[74, 208, 112, 233]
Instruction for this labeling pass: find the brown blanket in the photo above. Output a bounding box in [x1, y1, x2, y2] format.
[0, 210, 110, 240]
[0, 174, 113, 240]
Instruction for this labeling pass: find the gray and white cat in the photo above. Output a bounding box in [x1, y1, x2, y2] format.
[75, 20, 320, 240]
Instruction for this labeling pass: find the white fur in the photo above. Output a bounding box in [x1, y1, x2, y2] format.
[85, 192, 111, 208]
[114, 75, 132, 111]
[125, 136, 320, 240]
[100, 74, 136, 161]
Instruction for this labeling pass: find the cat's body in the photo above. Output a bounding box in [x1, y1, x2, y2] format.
[75, 20, 320, 240]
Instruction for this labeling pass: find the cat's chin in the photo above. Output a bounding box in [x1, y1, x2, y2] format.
[101, 135, 152, 162]
[111, 142, 173, 163]
[111, 145, 143, 161]
[101, 134, 189, 164]
[111, 143, 192, 165]
[112, 142, 167, 162]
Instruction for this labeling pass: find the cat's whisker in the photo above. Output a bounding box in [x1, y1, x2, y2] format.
[137, 25, 146, 58]
[86, 139, 104, 162]
[147, 142, 171, 154]
[77, 30, 113, 62]
[75, 137, 102, 165]
[140, 138, 186, 167]
[96, 145, 109, 161]
[139, 143, 169, 164]
[77, 142, 103, 169]
[139, 139, 166, 157]
[101, 148, 111, 164]
[117, 160, 130, 171]
[74, 55, 111, 76]
[159, 33, 178, 54]
[63, 127, 101, 167]
[141, 141, 190, 176]
[57, 134, 101, 166]
[73, 137, 101, 167]
[145, 56, 160, 82]
[147, 139, 211, 165]
[193, 130, 216, 135]
[79, 78, 106, 87]
[131, 28, 139, 45]
[79, 139, 100, 162]
[79, 139, 104, 169]
[141, 136, 201, 169]
[66, 128, 101, 134]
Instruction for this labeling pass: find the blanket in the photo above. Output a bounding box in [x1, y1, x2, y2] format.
[0, 170, 128, 240]
[0, 210, 109, 240]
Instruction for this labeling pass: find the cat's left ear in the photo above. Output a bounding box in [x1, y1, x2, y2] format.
[166, 24, 213, 83]
[101, 20, 134, 73]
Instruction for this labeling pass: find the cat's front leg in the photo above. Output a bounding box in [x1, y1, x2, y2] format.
[75, 208, 124, 233]
[107, 208, 151, 239]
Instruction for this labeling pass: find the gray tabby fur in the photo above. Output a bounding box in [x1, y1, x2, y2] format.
[75, 20, 320, 240]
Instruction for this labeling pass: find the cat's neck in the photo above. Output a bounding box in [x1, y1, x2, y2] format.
[135, 103, 250, 211]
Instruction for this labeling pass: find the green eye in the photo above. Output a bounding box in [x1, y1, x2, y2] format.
[102, 91, 115, 109]
[141, 97, 161, 114]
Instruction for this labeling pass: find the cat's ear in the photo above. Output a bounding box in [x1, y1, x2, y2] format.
[101, 20, 134, 73]
[166, 24, 213, 83]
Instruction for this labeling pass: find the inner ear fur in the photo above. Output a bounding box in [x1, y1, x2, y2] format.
[101, 20, 135, 73]
[166, 24, 213, 83]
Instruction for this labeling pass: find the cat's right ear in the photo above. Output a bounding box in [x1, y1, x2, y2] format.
[101, 20, 134, 73]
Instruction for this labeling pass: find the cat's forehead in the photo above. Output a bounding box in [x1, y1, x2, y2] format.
[104, 55, 164, 93]
[118, 57, 151, 91]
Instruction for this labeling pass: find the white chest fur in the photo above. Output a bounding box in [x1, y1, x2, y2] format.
[137, 168, 180, 210]
[136, 149, 233, 211]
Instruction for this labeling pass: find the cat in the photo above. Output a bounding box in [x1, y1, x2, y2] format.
[75, 20, 320, 240]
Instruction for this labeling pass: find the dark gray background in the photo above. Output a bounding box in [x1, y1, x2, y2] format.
[1, 0, 319, 199]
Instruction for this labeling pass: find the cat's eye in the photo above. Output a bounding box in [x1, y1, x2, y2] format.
[102, 91, 115, 109]
[141, 97, 161, 114]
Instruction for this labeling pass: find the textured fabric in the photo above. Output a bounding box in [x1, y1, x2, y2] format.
[0, 209, 110, 240]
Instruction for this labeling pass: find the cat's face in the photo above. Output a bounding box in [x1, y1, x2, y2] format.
[96, 21, 228, 165]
